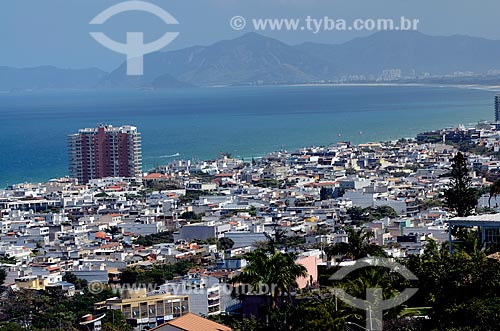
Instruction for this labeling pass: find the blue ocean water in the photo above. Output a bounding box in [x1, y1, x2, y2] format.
[0, 85, 495, 187]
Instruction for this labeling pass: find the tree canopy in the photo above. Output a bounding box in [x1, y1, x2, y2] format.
[444, 152, 478, 217]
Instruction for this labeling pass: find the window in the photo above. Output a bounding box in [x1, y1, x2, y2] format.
[156, 300, 164, 316]
[485, 227, 500, 244]
[140, 302, 148, 318]
[122, 304, 132, 319]
[165, 301, 173, 315]
[132, 306, 139, 318]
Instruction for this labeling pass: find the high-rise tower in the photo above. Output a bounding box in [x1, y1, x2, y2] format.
[495, 95, 500, 122]
[68, 125, 142, 184]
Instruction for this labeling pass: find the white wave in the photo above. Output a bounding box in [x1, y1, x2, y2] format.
[145, 153, 180, 159]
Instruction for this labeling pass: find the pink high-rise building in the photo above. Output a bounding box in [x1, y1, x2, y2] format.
[68, 125, 142, 184]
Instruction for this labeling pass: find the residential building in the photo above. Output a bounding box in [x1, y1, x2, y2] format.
[68, 125, 142, 184]
[496, 94, 500, 122]
[95, 293, 189, 330]
[156, 276, 224, 316]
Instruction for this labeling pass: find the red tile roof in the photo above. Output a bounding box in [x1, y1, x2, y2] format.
[151, 313, 231, 331]
[144, 173, 169, 179]
[215, 173, 233, 178]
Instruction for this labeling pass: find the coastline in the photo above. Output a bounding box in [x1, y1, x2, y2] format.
[285, 82, 500, 92]
[0, 128, 464, 189]
[0, 84, 493, 188]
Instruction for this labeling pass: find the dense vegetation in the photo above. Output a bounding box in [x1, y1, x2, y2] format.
[119, 260, 194, 285]
[133, 231, 174, 246]
[212, 228, 500, 331]
[0, 278, 130, 331]
[346, 205, 399, 224]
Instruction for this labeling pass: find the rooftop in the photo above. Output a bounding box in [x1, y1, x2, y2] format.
[447, 213, 500, 224]
[152, 313, 231, 331]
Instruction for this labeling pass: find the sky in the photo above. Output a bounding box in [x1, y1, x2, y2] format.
[2, 0, 500, 71]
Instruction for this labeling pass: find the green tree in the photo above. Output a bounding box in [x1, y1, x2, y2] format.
[218, 237, 235, 250]
[180, 211, 202, 220]
[346, 206, 365, 222]
[235, 250, 307, 308]
[63, 271, 88, 290]
[0, 268, 6, 287]
[346, 206, 398, 224]
[133, 231, 173, 246]
[334, 267, 405, 327]
[101, 310, 133, 331]
[444, 152, 478, 217]
[421, 198, 443, 210]
[0, 322, 28, 331]
[371, 205, 398, 220]
[119, 261, 194, 286]
[2, 288, 35, 327]
[488, 178, 500, 207]
[405, 241, 500, 330]
[325, 228, 387, 261]
[0, 255, 18, 265]
[261, 228, 287, 253]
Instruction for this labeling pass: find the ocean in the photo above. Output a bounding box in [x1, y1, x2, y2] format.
[0, 85, 495, 187]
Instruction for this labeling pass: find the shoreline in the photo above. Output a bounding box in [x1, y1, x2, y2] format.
[4, 82, 500, 94]
[283, 82, 500, 92]
[1, 84, 494, 188]
[0, 129, 461, 189]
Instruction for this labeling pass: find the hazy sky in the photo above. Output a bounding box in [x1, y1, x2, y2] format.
[2, 0, 500, 71]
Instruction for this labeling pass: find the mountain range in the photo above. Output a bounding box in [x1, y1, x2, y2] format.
[0, 66, 106, 91]
[4, 31, 500, 90]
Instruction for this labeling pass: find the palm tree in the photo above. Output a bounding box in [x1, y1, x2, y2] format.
[335, 267, 405, 330]
[236, 250, 307, 308]
[268, 252, 308, 304]
[489, 178, 500, 207]
[263, 227, 287, 253]
[325, 228, 387, 261]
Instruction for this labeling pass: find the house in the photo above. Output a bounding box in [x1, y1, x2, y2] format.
[151, 313, 231, 331]
[94, 292, 190, 330]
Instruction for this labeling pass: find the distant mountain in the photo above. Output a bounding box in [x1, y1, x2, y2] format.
[102, 31, 500, 87]
[101, 33, 335, 88]
[0, 66, 107, 91]
[296, 31, 500, 76]
[4, 31, 500, 90]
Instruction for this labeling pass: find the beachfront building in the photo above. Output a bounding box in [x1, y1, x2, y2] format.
[68, 125, 142, 184]
[495, 94, 500, 122]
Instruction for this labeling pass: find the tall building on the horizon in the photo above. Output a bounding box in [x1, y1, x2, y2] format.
[68, 125, 142, 184]
[495, 95, 500, 122]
